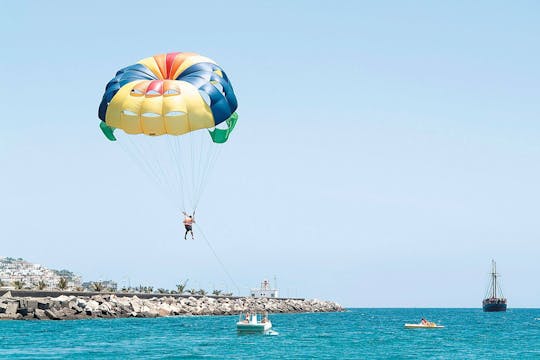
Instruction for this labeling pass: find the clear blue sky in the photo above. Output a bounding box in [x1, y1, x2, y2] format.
[1, 1, 539, 307]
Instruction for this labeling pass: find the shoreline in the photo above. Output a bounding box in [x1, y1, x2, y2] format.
[0, 291, 344, 320]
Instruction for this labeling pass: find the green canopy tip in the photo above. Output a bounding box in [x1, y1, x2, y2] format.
[100, 121, 117, 141]
[209, 112, 238, 144]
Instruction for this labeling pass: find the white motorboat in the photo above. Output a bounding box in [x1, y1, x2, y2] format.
[236, 313, 272, 333]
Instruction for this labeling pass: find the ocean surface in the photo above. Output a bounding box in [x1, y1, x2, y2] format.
[1, 308, 539, 359]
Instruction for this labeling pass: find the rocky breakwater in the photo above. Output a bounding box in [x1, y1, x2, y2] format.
[0, 293, 343, 320]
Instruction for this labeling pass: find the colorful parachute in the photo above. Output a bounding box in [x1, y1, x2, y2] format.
[98, 52, 238, 211]
[99, 52, 238, 142]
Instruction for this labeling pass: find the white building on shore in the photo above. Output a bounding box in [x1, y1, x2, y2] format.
[249, 279, 279, 298]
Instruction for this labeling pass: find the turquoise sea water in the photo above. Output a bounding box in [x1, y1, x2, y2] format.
[1, 308, 539, 359]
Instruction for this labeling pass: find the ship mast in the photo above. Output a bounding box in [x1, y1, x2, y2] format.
[491, 259, 497, 298]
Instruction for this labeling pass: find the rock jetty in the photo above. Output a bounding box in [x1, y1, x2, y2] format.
[0, 292, 343, 320]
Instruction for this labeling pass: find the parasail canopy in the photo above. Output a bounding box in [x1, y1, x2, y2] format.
[99, 52, 238, 142]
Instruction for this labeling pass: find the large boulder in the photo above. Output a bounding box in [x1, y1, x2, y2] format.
[71, 304, 83, 314]
[97, 302, 113, 316]
[4, 301, 18, 317]
[84, 300, 100, 315]
[53, 295, 72, 302]
[34, 308, 48, 320]
[22, 299, 39, 312]
[158, 302, 174, 316]
[92, 295, 106, 304]
[45, 309, 60, 320]
[130, 297, 143, 313]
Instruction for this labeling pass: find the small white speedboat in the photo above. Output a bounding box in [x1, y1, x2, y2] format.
[404, 323, 444, 329]
[236, 313, 272, 333]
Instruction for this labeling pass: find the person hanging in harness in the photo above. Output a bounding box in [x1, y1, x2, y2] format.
[182, 211, 196, 240]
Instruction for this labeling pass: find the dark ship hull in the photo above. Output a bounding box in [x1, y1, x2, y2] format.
[482, 301, 507, 312]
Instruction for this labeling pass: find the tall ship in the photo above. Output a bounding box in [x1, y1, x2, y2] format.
[482, 260, 507, 312]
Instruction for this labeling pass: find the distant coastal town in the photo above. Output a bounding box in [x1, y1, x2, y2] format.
[0, 256, 228, 296]
[0, 256, 109, 292]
